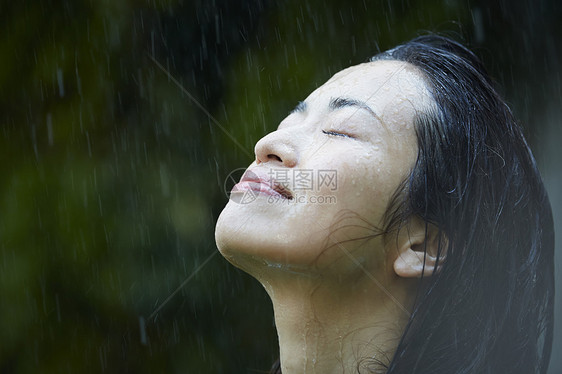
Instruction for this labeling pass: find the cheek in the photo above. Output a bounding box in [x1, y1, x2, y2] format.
[308, 150, 410, 268]
[327, 141, 413, 231]
[332, 151, 388, 217]
[306, 157, 389, 272]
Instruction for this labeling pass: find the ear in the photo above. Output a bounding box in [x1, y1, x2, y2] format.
[392, 218, 446, 278]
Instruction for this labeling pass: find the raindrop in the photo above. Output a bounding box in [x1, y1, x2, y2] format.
[57, 68, 64, 97]
[472, 7, 485, 44]
[46, 113, 53, 146]
[139, 316, 147, 345]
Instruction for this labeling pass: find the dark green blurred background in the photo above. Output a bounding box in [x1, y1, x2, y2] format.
[1, 0, 561, 373]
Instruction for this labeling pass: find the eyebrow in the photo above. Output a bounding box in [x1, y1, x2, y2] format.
[328, 97, 379, 119]
[290, 101, 307, 113]
[290, 97, 380, 120]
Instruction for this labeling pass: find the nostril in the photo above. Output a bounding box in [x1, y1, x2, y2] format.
[268, 154, 282, 162]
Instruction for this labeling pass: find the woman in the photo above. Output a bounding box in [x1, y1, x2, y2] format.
[215, 35, 554, 374]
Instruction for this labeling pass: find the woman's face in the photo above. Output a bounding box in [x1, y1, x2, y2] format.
[215, 60, 432, 277]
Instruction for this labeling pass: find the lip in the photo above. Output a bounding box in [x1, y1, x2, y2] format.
[232, 168, 294, 200]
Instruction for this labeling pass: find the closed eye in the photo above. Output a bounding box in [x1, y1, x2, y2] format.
[322, 129, 354, 138]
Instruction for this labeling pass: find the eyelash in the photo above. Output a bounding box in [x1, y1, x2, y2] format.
[322, 129, 353, 139]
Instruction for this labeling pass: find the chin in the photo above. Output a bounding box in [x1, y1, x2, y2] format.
[214, 200, 330, 274]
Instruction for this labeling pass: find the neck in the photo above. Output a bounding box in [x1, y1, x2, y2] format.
[263, 272, 412, 374]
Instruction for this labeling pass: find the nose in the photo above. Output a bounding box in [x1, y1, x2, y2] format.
[254, 129, 299, 168]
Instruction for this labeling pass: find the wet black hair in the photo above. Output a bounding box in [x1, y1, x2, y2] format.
[269, 34, 555, 374]
[368, 34, 555, 374]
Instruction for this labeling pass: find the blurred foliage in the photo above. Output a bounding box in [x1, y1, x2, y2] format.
[0, 0, 560, 373]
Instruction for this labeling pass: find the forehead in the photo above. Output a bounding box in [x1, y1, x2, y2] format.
[306, 60, 432, 110]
